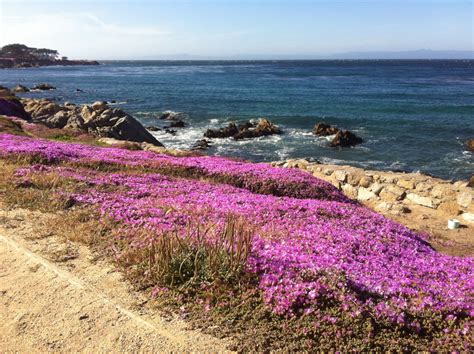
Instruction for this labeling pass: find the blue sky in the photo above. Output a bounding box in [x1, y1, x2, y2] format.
[0, 0, 472, 59]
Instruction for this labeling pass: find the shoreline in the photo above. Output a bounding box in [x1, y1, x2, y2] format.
[0, 58, 100, 69]
[273, 158, 473, 255]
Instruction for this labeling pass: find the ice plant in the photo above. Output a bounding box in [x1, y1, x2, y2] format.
[1, 132, 473, 349]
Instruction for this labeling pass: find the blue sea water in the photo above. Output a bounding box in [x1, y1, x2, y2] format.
[1, 60, 473, 180]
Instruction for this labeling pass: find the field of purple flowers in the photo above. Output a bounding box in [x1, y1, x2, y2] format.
[1, 132, 473, 350]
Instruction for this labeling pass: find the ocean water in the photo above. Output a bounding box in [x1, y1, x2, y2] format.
[1, 60, 473, 180]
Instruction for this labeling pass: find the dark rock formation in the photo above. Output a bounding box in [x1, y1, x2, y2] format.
[234, 118, 282, 140]
[204, 123, 239, 139]
[147, 125, 161, 132]
[191, 139, 211, 150]
[166, 119, 186, 128]
[0, 96, 31, 121]
[313, 122, 363, 147]
[22, 99, 162, 146]
[330, 130, 363, 147]
[158, 111, 188, 121]
[313, 123, 339, 136]
[12, 84, 29, 93]
[466, 139, 474, 152]
[205, 118, 282, 140]
[32, 83, 56, 91]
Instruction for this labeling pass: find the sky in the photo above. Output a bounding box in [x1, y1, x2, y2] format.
[0, 0, 472, 60]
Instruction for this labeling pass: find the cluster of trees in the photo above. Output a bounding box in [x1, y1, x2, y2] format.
[0, 44, 59, 60]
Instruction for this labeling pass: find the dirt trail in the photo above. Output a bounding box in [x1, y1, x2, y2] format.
[0, 207, 230, 352]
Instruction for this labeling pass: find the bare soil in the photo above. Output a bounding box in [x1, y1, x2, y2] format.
[0, 206, 230, 352]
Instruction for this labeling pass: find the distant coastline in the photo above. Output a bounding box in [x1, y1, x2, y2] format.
[0, 58, 100, 69]
[0, 43, 99, 69]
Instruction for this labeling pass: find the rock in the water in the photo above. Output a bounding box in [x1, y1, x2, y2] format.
[205, 118, 281, 140]
[466, 139, 474, 152]
[0, 97, 31, 121]
[313, 122, 363, 147]
[204, 123, 239, 139]
[234, 118, 282, 140]
[159, 111, 188, 121]
[147, 125, 161, 132]
[31, 83, 56, 91]
[12, 84, 29, 93]
[191, 139, 211, 150]
[313, 122, 339, 136]
[330, 130, 363, 147]
[167, 119, 186, 128]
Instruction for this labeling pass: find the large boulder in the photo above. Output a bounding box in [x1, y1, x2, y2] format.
[21, 98, 163, 146]
[0, 97, 31, 121]
[330, 130, 363, 147]
[466, 139, 474, 152]
[314, 122, 363, 147]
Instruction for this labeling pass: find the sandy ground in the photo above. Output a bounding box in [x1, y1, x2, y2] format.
[0, 207, 230, 352]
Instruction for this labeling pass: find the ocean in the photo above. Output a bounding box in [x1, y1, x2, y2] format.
[1, 60, 473, 180]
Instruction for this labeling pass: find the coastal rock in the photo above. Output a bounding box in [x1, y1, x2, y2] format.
[12, 84, 29, 93]
[147, 125, 161, 131]
[465, 139, 474, 152]
[313, 122, 363, 147]
[313, 123, 339, 136]
[437, 201, 461, 216]
[166, 119, 186, 128]
[359, 176, 373, 188]
[205, 118, 282, 140]
[330, 130, 363, 147]
[0, 97, 31, 121]
[159, 111, 188, 121]
[380, 185, 406, 202]
[233, 118, 282, 140]
[31, 83, 56, 91]
[21, 98, 163, 146]
[334, 170, 347, 182]
[342, 184, 358, 199]
[397, 179, 416, 190]
[462, 212, 474, 223]
[406, 193, 438, 209]
[204, 123, 239, 139]
[191, 139, 211, 150]
[457, 191, 473, 209]
[357, 187, 376, 201]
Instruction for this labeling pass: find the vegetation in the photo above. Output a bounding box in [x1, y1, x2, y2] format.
[0, 43, 59, 60]
[0, 119, 472, 351]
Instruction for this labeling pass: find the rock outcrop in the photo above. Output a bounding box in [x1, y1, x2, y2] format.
[313, 122, 363, 147]
[31, 83, 56, 91]
[12, 84, 29, 93]
[466, 139, 474, 152]
[205, 118, 282, 140]
[191, 139, 211, 150]
[22, 99, 162, 146]
[0, 92, 31, 121]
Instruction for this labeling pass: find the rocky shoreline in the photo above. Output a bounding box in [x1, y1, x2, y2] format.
[273, 158, 474, 254]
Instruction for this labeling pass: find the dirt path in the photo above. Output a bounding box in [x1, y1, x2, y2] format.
[0, 208, 230, 352]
